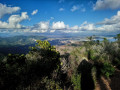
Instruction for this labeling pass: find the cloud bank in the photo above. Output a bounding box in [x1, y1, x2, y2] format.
[0, 2, 120, 34]
[1, 10, 120, 33]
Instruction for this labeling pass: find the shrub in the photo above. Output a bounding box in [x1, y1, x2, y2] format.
[71, 73, 81, 90]
[101, 62, 115, 78]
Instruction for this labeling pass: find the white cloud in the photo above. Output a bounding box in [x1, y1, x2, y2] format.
[78, 20, 120, 31]
[0, 3, 20, 18]
[96, 25, 113, 31]
[79, 21, 96, 31]
[51, 21, 96, 33]
[31, 9, 38, 15]
[1, 9, 120, 33]
[93, 0, 120, 10]
[31, 29, 47, 33]
[31, 21, 49, 33]
[62, 30, 79, 33]
[59, 8, 64, 11]
[0, 12, 29, 29]
[96, 23, 120, 31]
[71, 5, 80, 12]
[70, 25, 79, 30]
[52, 21, 68, 30]
[50, 30, 56, 33]
[58, 0, 64, 3]
[71, 5, 86, 12]
[97, 11, 120, 25]
[0, 21, 10, 28]
[84, 11, 120, 31]
[36, 21, 49, 30]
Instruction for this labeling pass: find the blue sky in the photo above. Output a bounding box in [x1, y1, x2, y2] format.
[0, 0, 120, 35]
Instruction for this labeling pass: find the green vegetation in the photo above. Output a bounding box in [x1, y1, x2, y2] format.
[71, 73, 81, 90]
[0, 40, 60, 90]
[0, 34, 120, 90]
[101, 62, 115, 78]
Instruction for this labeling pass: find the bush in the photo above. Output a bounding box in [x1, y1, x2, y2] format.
[101, 62, 115, 78]
[0, 40, 61, 89]
[71, 73, 81, 90]
[88, 49, 97, 60]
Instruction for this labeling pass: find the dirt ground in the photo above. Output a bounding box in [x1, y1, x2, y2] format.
[95, 69, 120, 90]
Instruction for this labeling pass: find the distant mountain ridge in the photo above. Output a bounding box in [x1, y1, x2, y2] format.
[0, 35, 47, 46]
[0, 35, 47, 55]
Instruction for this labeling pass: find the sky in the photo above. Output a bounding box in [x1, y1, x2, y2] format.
[0, 0, 120, 36]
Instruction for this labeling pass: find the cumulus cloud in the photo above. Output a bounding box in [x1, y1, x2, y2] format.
[59, 8, 64, 11]
[51, 21, 96, 33]
[79, 21, 96, 31]
[31, 21, 49, 33]
[31, 9, 38, 15]
[52, 21, 68, 30]
[0, 12, 29, 29]
[93, 0, 120, 10]
[50, 21, 97, 33]
[71, 5, 80, 12]
[34, 21, 49, 30]
[0, 3, 20, 18]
